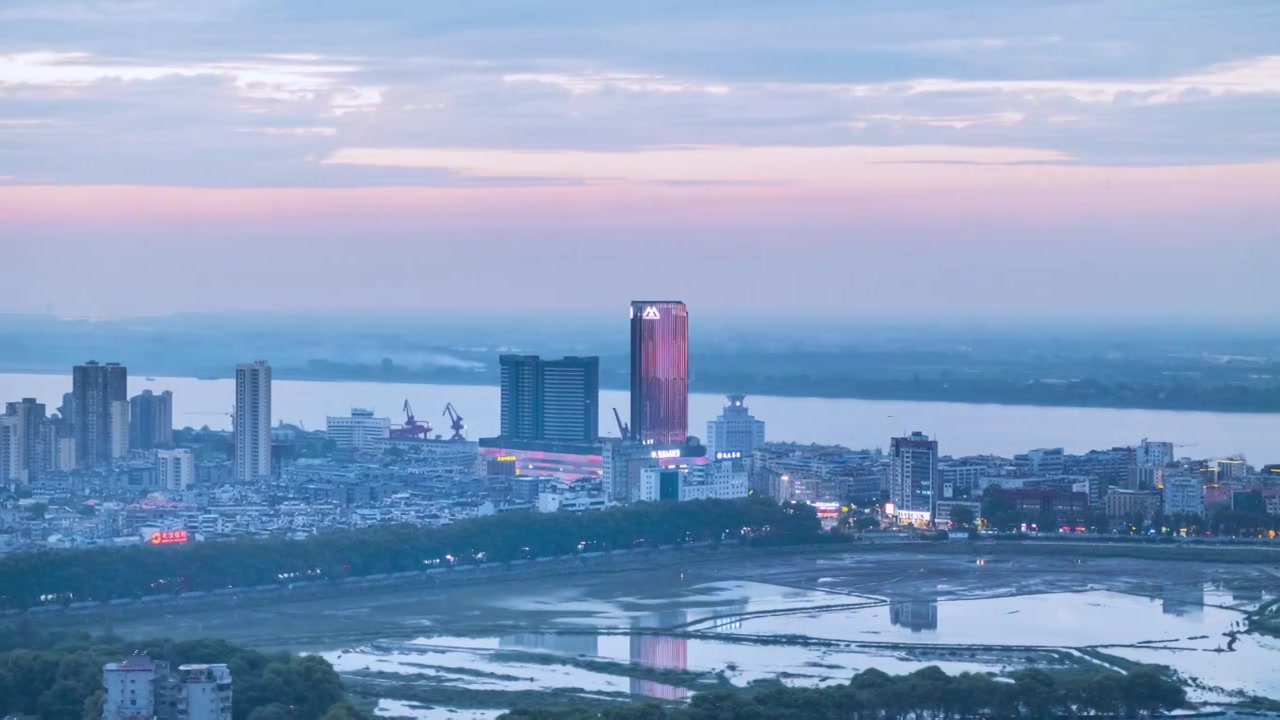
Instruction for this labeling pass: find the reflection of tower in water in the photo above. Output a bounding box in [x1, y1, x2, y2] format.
[1225, 580, 1264, 605]
[630, 610, 689, 701]
[499, 632, 599, 657]
[708, 600, 749, 633]
[888, 589, 939, 633]
[1161, 583, 1205, 619]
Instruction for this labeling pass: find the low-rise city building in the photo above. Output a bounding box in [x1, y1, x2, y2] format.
[1162, 475, 1205, 518]
[1105, 489, 1162, 521]
[637, 460, 748, 502]
[325, 408, 391, 451]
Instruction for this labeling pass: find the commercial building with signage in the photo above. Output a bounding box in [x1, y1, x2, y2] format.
[604, 439, 708, 503]
[478, 438, 604, 482]
[629, 301, 689, 446]
[889, 431, 939, 522]
[638, 460, 748, 502]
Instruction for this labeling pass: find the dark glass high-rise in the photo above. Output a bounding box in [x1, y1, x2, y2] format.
[629, 301, 689, 446]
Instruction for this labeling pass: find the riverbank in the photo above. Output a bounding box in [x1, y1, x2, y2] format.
[7, 372, 1280, 459]
[44, 536, 1280, 634]
[4, 363, 1279, 414]
[42, 540, 848, 630]
[63, 537, 1280, 714]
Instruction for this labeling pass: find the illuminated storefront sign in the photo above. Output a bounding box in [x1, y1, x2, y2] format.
[714, 451, 742, 460]
[495, 455, 517, 462]
[150, 529, 189, 545]
[650, 448, 681, 459]
[813, 502, 841, 518]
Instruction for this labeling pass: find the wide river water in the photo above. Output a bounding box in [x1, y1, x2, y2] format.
[2, 373, 1278, 460]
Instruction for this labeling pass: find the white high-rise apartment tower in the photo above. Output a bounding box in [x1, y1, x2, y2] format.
[234, 361, 272, 482]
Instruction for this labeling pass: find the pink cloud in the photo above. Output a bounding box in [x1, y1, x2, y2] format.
[2, 159, 1278, 228]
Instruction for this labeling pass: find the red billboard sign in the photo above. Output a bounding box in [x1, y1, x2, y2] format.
[150, 529, 189, 545]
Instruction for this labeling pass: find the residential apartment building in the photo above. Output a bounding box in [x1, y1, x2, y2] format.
[1162, 475, 1205, 518]
[234, 361, 272, 482]
[129, 389, 174, 450]
[175, 664, 233, 720]
[72, 361, 129, 467]
[157, 449, 197, 492]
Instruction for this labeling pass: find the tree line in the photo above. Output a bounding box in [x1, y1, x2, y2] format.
[0, 623, 365, 720]
[0, 498, 822, 610]
[980, 488, 1280, 537]
[500, 665, 1188, 720]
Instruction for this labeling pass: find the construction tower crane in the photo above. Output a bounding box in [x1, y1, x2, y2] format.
[612, 407, 631, 441]
[442, 403, 466, 441]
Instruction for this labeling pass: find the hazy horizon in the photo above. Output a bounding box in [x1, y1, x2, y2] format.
[3, 0, 1278, 320]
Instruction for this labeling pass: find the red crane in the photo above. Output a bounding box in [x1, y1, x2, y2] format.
[612, 407, 631, 441]
[390, 399, 432, 438]
[442, 402, 466, 441]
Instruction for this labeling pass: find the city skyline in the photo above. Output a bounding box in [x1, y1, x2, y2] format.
[2, 1, 1278, 320]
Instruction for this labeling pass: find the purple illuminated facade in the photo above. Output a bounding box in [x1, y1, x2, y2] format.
[630, 300, 689, 445]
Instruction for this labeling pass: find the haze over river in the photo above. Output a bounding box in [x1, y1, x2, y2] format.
[3, 373, 1278, 460]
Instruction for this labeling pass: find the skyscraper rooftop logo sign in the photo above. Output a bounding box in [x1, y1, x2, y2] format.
[642, 306, 661, 320]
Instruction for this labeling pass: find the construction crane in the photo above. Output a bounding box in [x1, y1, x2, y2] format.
[390, 399, 432, 438]
[612, 407, 631, 441]
[442, 402, 466, 441]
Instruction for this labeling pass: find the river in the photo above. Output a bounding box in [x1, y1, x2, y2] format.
[2, 373, 1277, 460]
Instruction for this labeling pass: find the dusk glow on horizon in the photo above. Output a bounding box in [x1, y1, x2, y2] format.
[2, 1, 1278, 320]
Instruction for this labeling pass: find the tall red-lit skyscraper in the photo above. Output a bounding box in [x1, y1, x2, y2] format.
[630, 300, 689, 445]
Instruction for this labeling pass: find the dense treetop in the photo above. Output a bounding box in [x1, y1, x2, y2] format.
[0, 498, 821, 611]
[499, 665, 1188, 720]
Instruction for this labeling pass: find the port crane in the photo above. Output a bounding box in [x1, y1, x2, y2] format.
[442, 403, 466, 441]
[612, 407, 631, 440]
[390, 399, 432, 438]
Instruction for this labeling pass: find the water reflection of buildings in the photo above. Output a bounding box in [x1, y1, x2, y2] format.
[704, 600, 750, 633]
[630, 610, 689, 701]
[1222, 580, 1265, 606]
[1161, 583, 1205, 619]
[499, 632, 599, 657]
[888, 590, 939, 633]
[622, 600, 751, 700]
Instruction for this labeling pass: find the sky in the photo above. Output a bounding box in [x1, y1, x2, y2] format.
[1, 0, 1278, 321]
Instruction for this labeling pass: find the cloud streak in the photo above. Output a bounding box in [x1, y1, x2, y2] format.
[833, 55, 1280, 105]
[0, 51, 383, 113]
[321, 144, 1074, 186]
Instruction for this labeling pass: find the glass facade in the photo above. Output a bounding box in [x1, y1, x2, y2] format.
[629, 301, 689, 446]
[499, 355, 599, 443]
